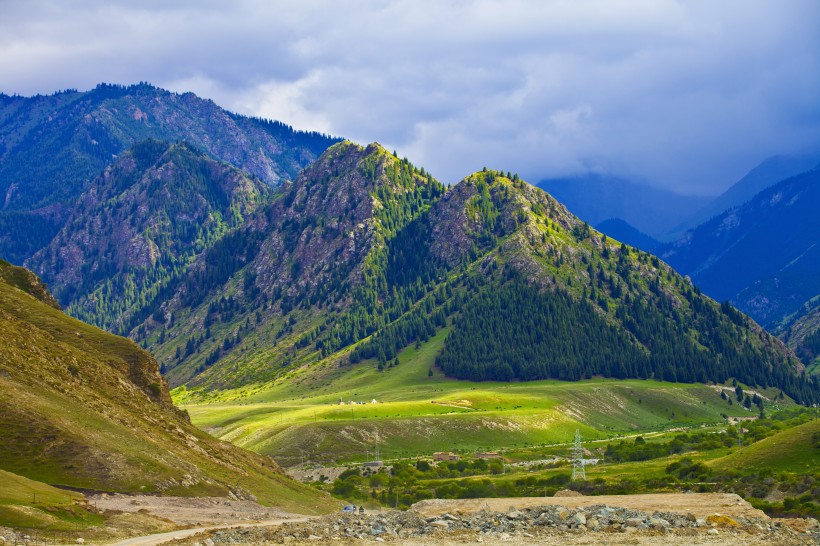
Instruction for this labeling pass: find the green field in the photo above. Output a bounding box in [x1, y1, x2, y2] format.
[0, 469, 101, 530]
[176, 328, 766, 465]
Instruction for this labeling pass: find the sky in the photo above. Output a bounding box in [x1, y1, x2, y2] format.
[1, 0, 819, 194]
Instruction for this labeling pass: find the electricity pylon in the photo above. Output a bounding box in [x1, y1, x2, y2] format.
[572, 429, 586, 480]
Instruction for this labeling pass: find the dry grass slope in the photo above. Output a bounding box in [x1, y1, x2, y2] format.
[0, 264, 334, 515]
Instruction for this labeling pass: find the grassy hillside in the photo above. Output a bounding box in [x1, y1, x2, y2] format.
[710, 419, 820, 474]
[0, 470, 99, 530]
[0, 263, 333, 514]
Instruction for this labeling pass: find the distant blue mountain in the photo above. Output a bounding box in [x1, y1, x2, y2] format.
[671, 153, 820, 236]
[595, 218, 659, 253]
[658, 166, 820, 329]
[537, 174, 709, 240]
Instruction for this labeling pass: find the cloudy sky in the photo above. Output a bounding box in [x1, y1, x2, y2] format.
[1, 0, 819, 194]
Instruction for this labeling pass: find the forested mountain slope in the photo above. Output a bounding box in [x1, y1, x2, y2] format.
[782, 302, 820, 376]
[146, 141, 815, 404]
[0, 83, 340, 263]
[143, 141, 444, 387]
[0, 261, 330, 512]
[27, 139, 272, 335]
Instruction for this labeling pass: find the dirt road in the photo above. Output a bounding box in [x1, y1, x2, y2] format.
[89, 494, 299, 526]
[412, 492, 766, 520]
[109, 518, 311, 546]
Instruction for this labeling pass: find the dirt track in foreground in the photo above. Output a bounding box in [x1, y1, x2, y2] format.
[88, 494, 305, 526]
[412, 492, 766, 520]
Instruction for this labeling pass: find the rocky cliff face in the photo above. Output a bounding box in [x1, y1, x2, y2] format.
[0, 258, 60, 310]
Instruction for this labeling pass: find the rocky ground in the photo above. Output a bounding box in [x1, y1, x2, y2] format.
[163, 503, 820, 545]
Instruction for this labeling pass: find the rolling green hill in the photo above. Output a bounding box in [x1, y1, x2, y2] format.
[710, 419, 819, 474]
[0, 261, 332, 514]
[0, 469, 97, 531]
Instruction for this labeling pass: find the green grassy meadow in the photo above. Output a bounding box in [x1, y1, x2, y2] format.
[0, 469, 101, 530]
[176, 328, 764, 465]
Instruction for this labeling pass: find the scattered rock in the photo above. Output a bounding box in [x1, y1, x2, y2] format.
[163, 503, 815, 545]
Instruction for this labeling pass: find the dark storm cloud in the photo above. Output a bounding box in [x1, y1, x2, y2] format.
[1, 0, 819, 193]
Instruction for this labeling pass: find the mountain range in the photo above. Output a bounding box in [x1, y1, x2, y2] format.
[658, 166, 820, 332]
[671, 153, 820, 235]
[1, 84, 818, 521]
[74, 140, 811, 403]
[0, 83, 340, 264]
[539, 153, 820, 243]
[536, 174, 709, 239]
[1, 84, 817, 406]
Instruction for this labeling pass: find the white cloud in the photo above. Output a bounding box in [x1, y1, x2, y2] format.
[1, 0, 818, 193]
